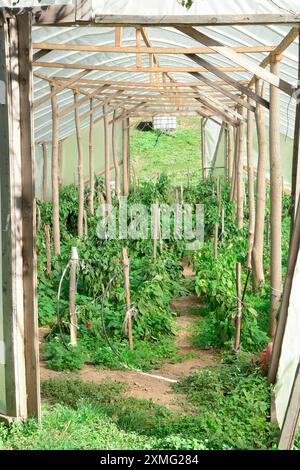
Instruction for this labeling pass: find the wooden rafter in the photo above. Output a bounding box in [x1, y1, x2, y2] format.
[177, 26, 295, 97]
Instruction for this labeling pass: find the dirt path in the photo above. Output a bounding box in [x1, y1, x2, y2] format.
[40, 259, 217, 411]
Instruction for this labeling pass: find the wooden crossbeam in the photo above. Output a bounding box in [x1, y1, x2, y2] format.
[190, 71, 255, 112]
[187, 54, 269, 109]
[33, 61, 246, 75]
[177, 26, 295, 97]
[32, 42, 277, 55]
[249, 27, 300, 88]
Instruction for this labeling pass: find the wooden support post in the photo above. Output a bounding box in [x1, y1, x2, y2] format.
[112, 110, 121, 199]
[247, 103, 255, 269]
[237, 108, 245, 229]
[74, 91, 84, 238]
[227, 125, 234, 181]
[221, 208, 225, 241]
[122, 248, 133, 351]
[291, 29, 300, 233]
[83, 209, 88, 239]
[69, 247, 79, 346]
[88, 99, 94, 216]
[51, 89, 61, 255]
[44, 225, 51, 277]
[269, 197, 300, 384]
[153, 203, 160, 261]
[214, 224, 219, 259]
[122, 117, 129, 196]
[0, 11, 40, 420]
[201, 117, 207, 178]
[269, 57, 282, 339]
[42, 142, 48, 201]
[252, 80, 267, 291]
[230, 127, 239, 203]
[103, 101, 112, 204]
[234, 262, 242, 354]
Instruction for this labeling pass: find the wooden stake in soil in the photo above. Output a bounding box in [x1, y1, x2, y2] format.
[269, 57, 282, 339]
[103, 101, 112, 204]
[42, 142, 48, 201]
[74, 91, 84, 238]
[44, 224, 51, 277]
[247, 102, 255, 269]
[112, 110, 121, 199]
[237, 106, 246, 230]
[221, 208, 225, 241]
[214, 223, 219, 259]
[51, 88, 61, 255]
[234, 262, 242, 354]
[83, 209, 88, 239]
[69, 247, 79, 346]
[252, 80, 267, 291]
[153, 202, 160, 261]
[88, 98, 95, 216]
[122, 247, 133, 351]
[227, 124, 234, 181]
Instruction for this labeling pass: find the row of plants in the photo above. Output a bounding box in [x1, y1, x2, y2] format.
[37, 175, 189, 371]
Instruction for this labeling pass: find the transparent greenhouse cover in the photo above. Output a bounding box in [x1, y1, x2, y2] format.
[0, 0, 299, 428]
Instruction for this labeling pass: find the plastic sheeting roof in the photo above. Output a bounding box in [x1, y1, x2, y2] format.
[1, 1, 299, 142]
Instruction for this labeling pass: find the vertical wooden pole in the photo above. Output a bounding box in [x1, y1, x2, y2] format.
[291, 29, 300, 233]
[42, 142, 48, 201]
[45, 224, 51, 276]
[237, 109, 245, 230]
[234, 262, 242, 354]
[247, 103, 255, 269]
[69, 247, 79, 346]
[122, 248, 133, 351]
[112, 109, 121, 199]
[0, 12, 40, 420]
[214, 224, 219, 259]
[88, 98, 94, 216]
[83, 209, 88, 239]
[252, 80, 267, 291]
[122, 116, 129, 196]
[153, 203, 159, 261]
[74, 91, 84, 238]
[103, 101, 112, 205]
[227, 124, 234, 181]
[51, 89, 61, 254]
[201, 117, 207, 178]
[221, 208, 225, 241]
[230, 126, 239, 202]
[269, 57, 282, 339]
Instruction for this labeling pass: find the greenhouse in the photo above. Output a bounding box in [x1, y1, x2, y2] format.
[0, 0, 300, 453]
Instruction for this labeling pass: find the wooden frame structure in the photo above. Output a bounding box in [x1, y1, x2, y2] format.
[0, 1, 300, 447]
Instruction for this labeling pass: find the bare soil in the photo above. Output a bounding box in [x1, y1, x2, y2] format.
[40, 259, 217, 411]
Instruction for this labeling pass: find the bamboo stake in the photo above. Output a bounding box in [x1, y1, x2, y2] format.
[234, 262, 242, 353]
[42, 142, 48, 201]
[153, 202, 159, 261]
[252, 80, 267, 291]
[122, 116, 129, 196]
[36, 205, 41, 232]
[44, 224, 51, 277]
[228, 125, 234, 181]
[237, 107, 246, 229]
[221, 208, 225, 241]
[83, 209, 88, 239]
[74, 91, 84, 238]
[201, 117, 207, 178]
[112, 109, 121, 199]
[247, 102, 255, 269]
[69, 247, 79, 346]
[269, 57, 282, 340]
[122, 247, 133, 351]
[214, 223, 219, 258]
[103, 101, 112, 205]
[88, 98, 95, 216]
[51, 88, 61, 255]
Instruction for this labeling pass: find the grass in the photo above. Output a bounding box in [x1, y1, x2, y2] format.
[0, 361, 280, 450]
[131, 117, 201, 184]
